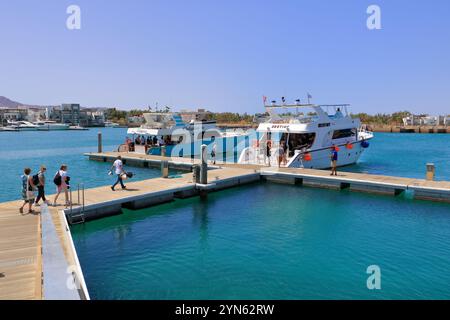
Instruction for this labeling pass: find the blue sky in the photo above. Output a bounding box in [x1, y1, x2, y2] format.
[0, 0, 449, 114]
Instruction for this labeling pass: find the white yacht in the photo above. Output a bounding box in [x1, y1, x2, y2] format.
[6, 120, 39, 131]
[238, 102, 373, 169]
[34, 120, 70, 131]
[125, 110, 248, 157]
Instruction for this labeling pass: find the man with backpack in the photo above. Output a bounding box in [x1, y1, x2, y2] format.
[110, 156, 127, 191]
[34, 165, 49, 206]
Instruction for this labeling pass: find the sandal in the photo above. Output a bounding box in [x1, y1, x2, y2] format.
[19, 207, 23, 214]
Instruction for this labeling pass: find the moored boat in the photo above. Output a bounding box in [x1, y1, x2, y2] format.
[34, 120, 70, 130]
[123, 110, 249, 158]
[238, 100, 374, 169]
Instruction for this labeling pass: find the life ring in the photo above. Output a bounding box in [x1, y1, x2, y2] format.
[345, 142, 353, 149]
[304, 153, 312, 161]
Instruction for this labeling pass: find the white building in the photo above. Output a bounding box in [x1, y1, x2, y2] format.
[420, 116, 438, 126]
[403, 114, 448, 126]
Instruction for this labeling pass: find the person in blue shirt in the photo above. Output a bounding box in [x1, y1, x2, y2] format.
[330, 145, 338, 176]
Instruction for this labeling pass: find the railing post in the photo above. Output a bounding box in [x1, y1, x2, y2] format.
[200, 144, 208, 184]
[81, 183, 85, 211]
[426, 163, 435, 181]
[161, 160, 169, 178]
[98, 132, 102, 153]
[161, 145, 166, 157]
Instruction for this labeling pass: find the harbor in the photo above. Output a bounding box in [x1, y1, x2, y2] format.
[1, 145, 449, 299]
[2, 0, 450, 304]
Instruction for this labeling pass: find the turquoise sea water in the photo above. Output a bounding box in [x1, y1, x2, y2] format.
[71, 183, 450, 299]
[1, 129, 449, 299]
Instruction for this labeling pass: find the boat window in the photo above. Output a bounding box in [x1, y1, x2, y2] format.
[287, 133, 316, 157]
[332, 128, 356, 139]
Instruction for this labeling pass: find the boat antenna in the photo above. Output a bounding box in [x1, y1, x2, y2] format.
[307, 92, 312, 104]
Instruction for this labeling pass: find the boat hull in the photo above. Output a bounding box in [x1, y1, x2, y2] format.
[36, 125, 70, 131]
[147, 135, 249, 160]
[239, 140, 370, 169]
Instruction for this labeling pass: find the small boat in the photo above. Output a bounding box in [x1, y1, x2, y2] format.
[34, 120, 70, 131]
[69, 125, 89, 130]
[104, 121, 120, 128]
[237, 101, 374, 169]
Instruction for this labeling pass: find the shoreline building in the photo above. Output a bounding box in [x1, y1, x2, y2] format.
[403, 114, 449, 127]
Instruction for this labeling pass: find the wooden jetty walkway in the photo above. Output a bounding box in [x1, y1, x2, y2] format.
[1, 151, 449, 300]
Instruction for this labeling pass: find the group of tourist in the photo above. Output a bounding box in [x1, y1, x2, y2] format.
[20, 164, 70, 214]
[268, 139, 339, 174]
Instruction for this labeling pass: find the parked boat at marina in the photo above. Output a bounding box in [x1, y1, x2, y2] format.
[124, 110, 249, 157]
[104, 121, 120, 128]
[34, 120, 70, 131]
[6, 120, 39, 131]
[238, 102, 374, 169]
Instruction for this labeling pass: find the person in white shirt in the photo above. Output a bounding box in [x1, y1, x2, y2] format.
[110, 156, 126, 191]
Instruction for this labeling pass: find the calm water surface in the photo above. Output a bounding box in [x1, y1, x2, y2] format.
[72, 183, 450, 299]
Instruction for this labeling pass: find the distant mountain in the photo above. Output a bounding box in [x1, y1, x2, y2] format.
[0, 96, 22, 108]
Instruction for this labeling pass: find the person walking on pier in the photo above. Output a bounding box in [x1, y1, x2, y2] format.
[53, 164, 70, 207]
[20, 168, 36, 214]
[211, 142, 217, 165]
[111, 156, 127, 191]
[34, 165, 49, 206]
[266, 140, 272, 166]
[330, 145, 338, 176]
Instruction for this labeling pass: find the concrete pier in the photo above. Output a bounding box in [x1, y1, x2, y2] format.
[86, 152, 450, 203]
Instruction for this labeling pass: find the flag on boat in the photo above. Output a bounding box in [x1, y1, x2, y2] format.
[281, 97, 286, 103]
[263, 95, 267, 105]
[307, 93, 312, 99]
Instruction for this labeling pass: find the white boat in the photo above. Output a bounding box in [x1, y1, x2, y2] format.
[238, 102, 374, 169]
[0, 126, 19, 132]
[6, 120, 39, 131]
[104, 121, 120, 127]
[69, 125, 89, 130]
[34, 120, 70, 131]
[124, 110, 248, 158]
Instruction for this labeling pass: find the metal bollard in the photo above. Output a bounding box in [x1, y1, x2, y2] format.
[200, 144, 208, 184]
[161, 145, 166, 157]
[161, 160, 169, 178]
[426, 163, 435, 181]
[192, 164, 201, 183]
[98, 132, 102, 153]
